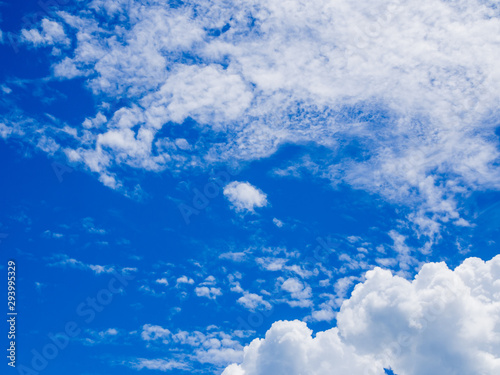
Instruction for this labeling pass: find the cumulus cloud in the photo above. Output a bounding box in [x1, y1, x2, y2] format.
[155, 277, 169, 286]
[280, 278, 313, 308]
[22, 18, 70, 47]
[237, 293, 272, 312]
[136, 324, 245, 368]
[195, 286, 222, 299]
[224, 255, 500, 375]
[176, 275, 195, 286]
[141, 324, 171, 344]
[223, 320, 380, 375]
[223, 182, 268, 213]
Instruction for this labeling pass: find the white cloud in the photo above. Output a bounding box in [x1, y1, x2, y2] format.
[48, 254, 115, 275]
[131, 358, 187, 371]
[224, 255, 500, 375]
[22, 19, 70, 47]
[200, 275, 217, 285]
[101, 328, 118, 336]
[82, 217, 107, 234]
[255, 257, 287, 271]
[237, 293, 272, 312]
[272, 218, 283, 228]
[195, 286, 222, 300]
[176, 275, 195, 286]
[0, 85, 11, 94]
[42, 230, 64, 239]
[141, 324, 171, 344]
[195, 347, 243, 366]
[136, 324, 245, 368]
[155, 278, 169, 286]
[83, 112, 107, 129]
[308, 306, 335, 322]
[157, 64, 253, 125]
[280, 278, 313, 308]
[36, 136, 60, 155]
[54, 57, 89, 79]
[222, 320, 380, 375]
[138, 284, 166, 297]
[82, 328, 121, 346]
[220, 252, 248, 262]
[7, 0, 500, 238]
[223, 182, 268, 213]
[338, 255, 500, 375]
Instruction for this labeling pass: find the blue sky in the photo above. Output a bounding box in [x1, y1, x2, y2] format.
[1, 1, 500, 375]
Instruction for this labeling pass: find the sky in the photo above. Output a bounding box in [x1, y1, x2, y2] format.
[1, 0, 500, 374]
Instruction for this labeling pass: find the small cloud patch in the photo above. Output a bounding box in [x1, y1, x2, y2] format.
[223, 181, 268, 213]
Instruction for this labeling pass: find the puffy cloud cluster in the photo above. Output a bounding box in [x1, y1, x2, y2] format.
[237, 293, 272, 311]
[137, 324, 244, 368]
[280, 278, 313, 308]
[22, 18, 70, 47]
[224, 255, 500, 375]
[223, 320, 379, 375]
[195, 286, 223, 299]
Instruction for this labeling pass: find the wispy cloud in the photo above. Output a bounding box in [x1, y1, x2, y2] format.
[2, 0, 498, 239]
[47, 254, 136, 276]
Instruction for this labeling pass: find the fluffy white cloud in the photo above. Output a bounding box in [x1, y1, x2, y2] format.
[255, 257, 286, 271]
[223, 320, 380, 375]
[224, 255, 500, 375]
[137, 324, 245, 368]
[156, 65, 253, 125]
[237, 293, 272, 311]
[280, 278, 313, 308]
[195, 286, 222, 299]
[22, 18, 70, 46]
[155, 277, 169, 286]
[223, 182, 268, 213]
[339, 255, 500, 375]
[176, 275, 195, 286]
[141, 324, 171, 343]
